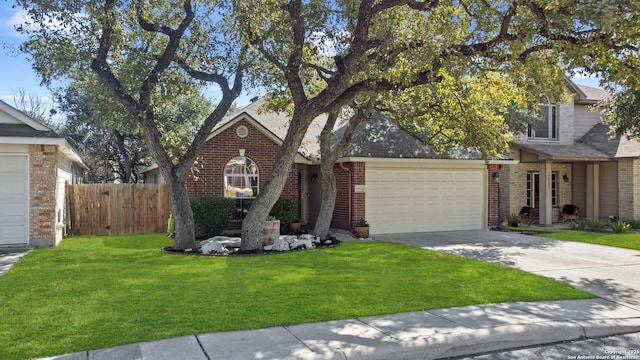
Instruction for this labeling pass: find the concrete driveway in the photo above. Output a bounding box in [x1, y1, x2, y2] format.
[373, 230, 640, 311]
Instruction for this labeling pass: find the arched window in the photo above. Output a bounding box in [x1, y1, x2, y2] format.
[528, 95, 558, 140]
[223, 157, 259, 198]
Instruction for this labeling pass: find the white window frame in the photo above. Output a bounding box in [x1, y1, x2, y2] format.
[526, 171, 558, 208]
[528, 95, 558, 140]
[223, 156, 259, 198]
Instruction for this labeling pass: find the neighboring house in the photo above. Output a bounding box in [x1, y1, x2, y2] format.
[0, 100, 86, 247]
[144, 98, 512, 235]
[499, 78, 640, 224]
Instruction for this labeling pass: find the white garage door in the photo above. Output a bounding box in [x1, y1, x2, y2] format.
[0, 155, 29, 245]
[365, 168, 485, 234]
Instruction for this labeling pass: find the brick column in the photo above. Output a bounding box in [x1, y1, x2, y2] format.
[29, 145, 58, 247]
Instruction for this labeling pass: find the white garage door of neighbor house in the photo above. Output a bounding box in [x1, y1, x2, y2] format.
[0, 155, 29, 245]
[365, 168, 485, 234]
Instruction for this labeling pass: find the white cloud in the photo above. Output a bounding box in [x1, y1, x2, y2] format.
[0, 8, 30, 39]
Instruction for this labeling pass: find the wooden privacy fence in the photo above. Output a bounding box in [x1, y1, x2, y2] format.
[66, 183, 171, 236]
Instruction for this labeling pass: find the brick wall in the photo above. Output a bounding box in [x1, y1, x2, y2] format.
[29, 144, 57, 246]
[618, 159, 640, 220]
[331, 162, 365, 231]
[487, 164, 500, 226]
[186, 119, 299, 204]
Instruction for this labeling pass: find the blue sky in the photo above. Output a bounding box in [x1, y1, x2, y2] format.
[0, 4, 604, 114]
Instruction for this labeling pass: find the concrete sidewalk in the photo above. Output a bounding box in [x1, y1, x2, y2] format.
[40, 298, 640, 360]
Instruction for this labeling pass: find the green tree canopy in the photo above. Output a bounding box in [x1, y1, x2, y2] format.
[233, 0, 639, 249]
[15, 0, 247, 249]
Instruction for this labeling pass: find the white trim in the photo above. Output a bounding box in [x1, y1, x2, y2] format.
[0, 137, 87, 169]
[206, 114, 313, 164]
[0, 153, 30, 245]
[338, 157, 516, 167]
[0, 136, 68, 145]
[0, 99, 50, 131]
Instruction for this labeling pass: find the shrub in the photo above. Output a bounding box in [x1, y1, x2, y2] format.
[610, 220, 631, 234]
[355, 218, 370, 227]
[191, 197, 236, 238]
[270, 197, 296, 232]
[575, 218, 606, 232]
[578, 218, 605, 232]
[626, 219, 640, 229]
[576, 219, 588, 231]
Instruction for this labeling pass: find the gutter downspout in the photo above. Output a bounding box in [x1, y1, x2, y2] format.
[339, 163, 353, 231]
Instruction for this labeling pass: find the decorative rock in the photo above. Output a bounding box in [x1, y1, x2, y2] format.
[211, 236, 230, 241]
[271, 238, 291, 252]
[263, 245, 273, 251]
[299, 234, 315, 241]
[201, 240, 227, 254]
[279, 235, 298, 245]
[289, 239, 315, 250]
[313, 236, 321, 244]
[218, 237, 241, 248]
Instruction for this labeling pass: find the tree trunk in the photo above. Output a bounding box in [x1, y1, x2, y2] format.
[314, 162, 337, 240]
[240, 109, 320, 251]
[314, 110, 368, 240]
[113, 130, 133, 183]
[164, 171, 195, 250]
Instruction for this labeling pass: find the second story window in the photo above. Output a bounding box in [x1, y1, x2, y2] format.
[528, 95, 558, 140]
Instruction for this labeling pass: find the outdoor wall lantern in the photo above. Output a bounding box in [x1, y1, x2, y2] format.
[563, 174, 569, 183]
[492, 172, 500, 183]
[311, 173, 318, 182]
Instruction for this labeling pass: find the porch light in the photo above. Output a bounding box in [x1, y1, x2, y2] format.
[563, 174, 569, 182]
[239, 149, 245, 157]
[492, 172, 500, 183]
[311, 173, 318, 182]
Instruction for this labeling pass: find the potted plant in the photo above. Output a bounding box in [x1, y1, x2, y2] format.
[290, 219, 302, 234]
[498, 216, 509, 231]
[354, 218, 370, 238]
[508, 213, 520, 227]
[262, 215, 280, 245]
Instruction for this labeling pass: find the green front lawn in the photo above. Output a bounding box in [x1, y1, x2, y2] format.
[0, 234, 592, 360]
[532, 228, 640, 251]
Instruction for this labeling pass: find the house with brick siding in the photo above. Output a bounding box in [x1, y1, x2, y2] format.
[145, 97, 512, 235]
[498, 78, 640, 225]
[0, 100, 85, 247]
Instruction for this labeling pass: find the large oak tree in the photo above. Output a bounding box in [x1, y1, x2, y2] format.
[235, 0, 639, 249]
[15, 0, 248, 249]
[13, 0, 639, 251]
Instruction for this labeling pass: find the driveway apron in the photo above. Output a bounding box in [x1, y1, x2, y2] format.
[373, 230, 640, 311]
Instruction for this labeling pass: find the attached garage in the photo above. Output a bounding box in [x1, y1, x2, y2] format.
[1, 99, 86, 247]
[0, 154, 29, 245]
[365, 163, 487, 234]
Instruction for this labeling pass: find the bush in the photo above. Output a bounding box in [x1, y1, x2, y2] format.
[610, 220, 631, 234]
[270, 197, 296, 232]
[576, 219, 587, 231]
[190, 197, 236, 238]
[626, 219, 640, 229]
[577, 218, 605, 232]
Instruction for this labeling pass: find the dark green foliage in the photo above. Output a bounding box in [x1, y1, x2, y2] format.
[270, 197, 296, 232]
[191, 197, 236, 238]
[577, 218, 605, 232]
[625, 219, 640, 229]
[610, 220, 631, 234]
